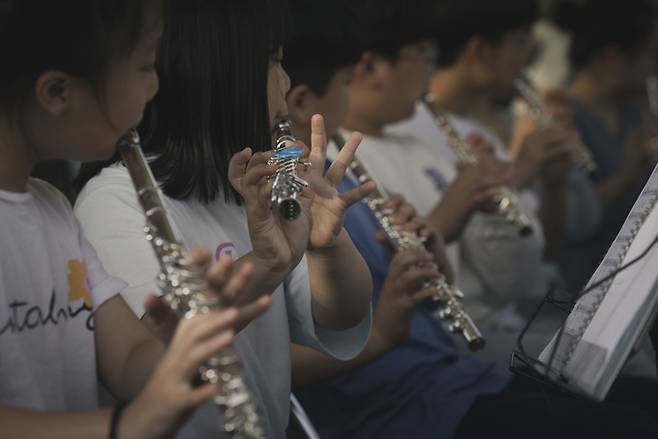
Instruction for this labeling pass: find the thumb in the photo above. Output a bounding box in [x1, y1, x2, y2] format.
[228, 147, 253, 191]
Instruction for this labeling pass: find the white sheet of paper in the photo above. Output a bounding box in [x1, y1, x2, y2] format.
[539, 165, 658, 400]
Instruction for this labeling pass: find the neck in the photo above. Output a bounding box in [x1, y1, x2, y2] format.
[569, 69, 617, 110]
[342, 109, 385, 137]
[430, 68, 490, 118]
[0, 115, 33, 192]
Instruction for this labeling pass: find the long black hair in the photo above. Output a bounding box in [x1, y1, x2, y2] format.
[0, 0, 150, 112]
[77, 0, 290, 204]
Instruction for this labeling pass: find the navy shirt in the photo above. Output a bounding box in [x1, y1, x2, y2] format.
[297, 172, 508, 439]
[561, 99, 651, 291]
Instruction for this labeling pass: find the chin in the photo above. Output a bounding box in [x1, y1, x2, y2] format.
[397, 105, 416, 123]
[90, 142, 121, 161]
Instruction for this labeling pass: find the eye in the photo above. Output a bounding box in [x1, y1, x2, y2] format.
[141, 63, 156, 72]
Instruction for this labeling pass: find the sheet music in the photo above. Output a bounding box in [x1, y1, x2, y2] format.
[539, 165, 658, 400]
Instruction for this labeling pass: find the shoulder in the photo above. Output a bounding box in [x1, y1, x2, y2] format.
[75, 165, 136, 212]
[27, 177, 72, 211]
[25, 178, 78, 227]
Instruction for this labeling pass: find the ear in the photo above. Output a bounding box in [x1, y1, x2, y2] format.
[33, 71, 73, 117]
[287, 83, 317, 127]
[460, 36, 495, 83]
[461, 36, 488, 66]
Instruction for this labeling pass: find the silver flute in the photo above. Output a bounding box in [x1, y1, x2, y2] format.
[514, 75, 598, 174]
[117, 130, 265, 439]
[332, 134, 485, 351]
[428, 104, 534, 237]
[268, 120, 310, 221]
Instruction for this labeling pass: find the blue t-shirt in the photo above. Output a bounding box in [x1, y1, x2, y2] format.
[297, 172, 509, 439]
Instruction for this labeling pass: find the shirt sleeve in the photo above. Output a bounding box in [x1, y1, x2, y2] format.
[284, 256, 372, 361]
[77, 224, 127, 311]
[37, 178, 127, 312]
[74, 171, 160, 317]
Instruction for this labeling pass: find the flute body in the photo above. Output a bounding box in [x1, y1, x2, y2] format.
[332, 134, 485, 351]
[118, 130, 265, 439]
[514, 76, 597, 174]
[268, 120, 309, 221]
[431, 108, 534, 237]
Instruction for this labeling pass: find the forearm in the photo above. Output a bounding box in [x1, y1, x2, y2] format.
[306, 230, 372, 330]
[231, 252, 293, 305]
[0, 402, 164, 439]
[0, 407, 113, 439]
[538, 181, 567, 260]
[291, 328, 390, 388]
[111, 339, 164, 401]
[428, 200, 472, 243]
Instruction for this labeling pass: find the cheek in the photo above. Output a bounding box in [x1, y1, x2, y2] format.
[407, 67, 432, 98]
[106, 74, 153, 129]
[266, 69, 279, 125]
[266, 65, 290, 126]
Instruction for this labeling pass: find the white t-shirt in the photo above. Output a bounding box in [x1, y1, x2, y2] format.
[75, 166, 371, 439]
[349, 104, 545, 326]
[0, 179, 123, 411]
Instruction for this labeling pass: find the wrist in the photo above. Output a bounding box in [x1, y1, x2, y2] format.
[307, 229, 348, 255]
[249, 250, 295, 274]
[118, 393, 176, 439]
[117, 399, 151, 439]
[369, 323, 399, 354]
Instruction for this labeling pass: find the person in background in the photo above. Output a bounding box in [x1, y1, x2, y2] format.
[283, 1, 658, 438]
[551, 0, 658, 292]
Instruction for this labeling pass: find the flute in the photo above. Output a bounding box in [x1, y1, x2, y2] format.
[332, 134, 485, 351]
[425, 101, 534, 237]
[268, 120, 310, 221]
[514, 75, 598, 174]
[118, 129, 265, 439]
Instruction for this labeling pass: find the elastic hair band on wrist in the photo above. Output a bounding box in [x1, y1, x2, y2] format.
[109, 400, 128, 439]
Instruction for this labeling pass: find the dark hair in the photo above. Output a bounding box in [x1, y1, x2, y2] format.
[284, 0, 363, 96]
[551, 0, 656, 69]
[78, 0, 289, 204]
[0, 0, 149, 112]
[350, 0, 438, 61]
[434, 0, 540, 67]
